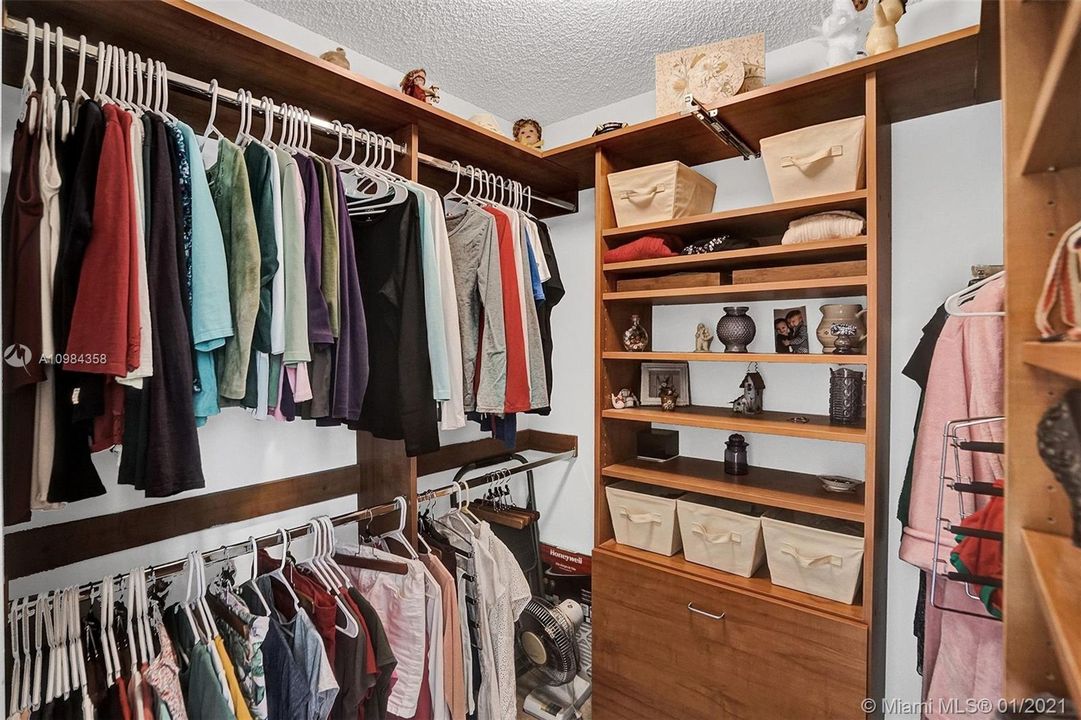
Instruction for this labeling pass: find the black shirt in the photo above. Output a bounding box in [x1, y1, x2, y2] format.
[349, 193, 439, 456]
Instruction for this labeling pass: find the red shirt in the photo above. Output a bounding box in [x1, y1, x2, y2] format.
[483, 207, 529, 413]
[66, 103, 140, 375]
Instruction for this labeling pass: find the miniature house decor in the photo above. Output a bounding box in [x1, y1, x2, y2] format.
[732, 364, 765, 415]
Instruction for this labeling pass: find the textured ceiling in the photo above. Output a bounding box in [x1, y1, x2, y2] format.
[249, 0, 829, 124]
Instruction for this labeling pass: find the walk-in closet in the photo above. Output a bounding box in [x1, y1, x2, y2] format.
[0, 1, 1078, 719]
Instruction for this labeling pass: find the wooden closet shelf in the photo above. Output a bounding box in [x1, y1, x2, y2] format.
[0, 0, 579, 214]
[602, 457, 865, 521]
[602, 405, 867, 443]
[603, 236, 868, 275]
[603, 276, 868, 305]
[1023, 530, 1081, 704]
[601, 192, 868, 244]
[547, 25, 994, 189]
[597, 539, 866, 622]
[603, 351, 868, 365]
[1019, 2, 1081, 174]
[1022, 341, 1081, 382]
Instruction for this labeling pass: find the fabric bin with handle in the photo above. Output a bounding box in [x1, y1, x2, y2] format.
[761, 509, 865, 603]
[606, 161, 717, 228]
[606, 480, 685, 556]
[677, 494, 766, 578]
[760, 116, 866, 202]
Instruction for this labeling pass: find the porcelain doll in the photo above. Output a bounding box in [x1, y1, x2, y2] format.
[400, 68, 440, 104]
[513, 118, 544, 149]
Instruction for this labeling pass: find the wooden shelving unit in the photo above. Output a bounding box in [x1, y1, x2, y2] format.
[598, 539, 865, 622]
[590, 43, 914, 712]
[1002, 0, 1081, 707]
[1021, 341, 1081, 382]
[602, 406, 867, 443]
[1023, 530, 1081, 704]
[603, 351, 868, 364]
[602, 457, 865, 522]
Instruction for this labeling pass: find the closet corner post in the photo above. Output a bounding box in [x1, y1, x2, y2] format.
[391, 122, 420, 182]
[863, 69, 892, 713]
[355, 432, 418, 546]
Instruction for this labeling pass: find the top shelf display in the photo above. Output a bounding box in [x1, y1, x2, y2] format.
[546, 24, 999, 189]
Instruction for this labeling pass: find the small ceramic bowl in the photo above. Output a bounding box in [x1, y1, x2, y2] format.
[818, 475, 865, 493]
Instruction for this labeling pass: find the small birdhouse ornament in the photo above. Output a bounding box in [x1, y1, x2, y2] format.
[732, 363, 765, 415]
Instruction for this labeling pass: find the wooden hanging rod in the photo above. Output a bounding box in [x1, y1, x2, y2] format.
[2, 14, 576, 213]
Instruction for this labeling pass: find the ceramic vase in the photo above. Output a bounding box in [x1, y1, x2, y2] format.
[716, 307, 756, 353]
[622, 314, 649, 352]
[724, 433, 749, 475]
[829, 368, 864, 424]
[818, 304, 867, 353]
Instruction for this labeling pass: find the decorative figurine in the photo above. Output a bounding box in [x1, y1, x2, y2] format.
[610, 388, 639, 410]
[724, 433, 749, 475]
[622, 314, 649, 352]
[400, 68, 440, 104]
[513, 118, 544, 149]
[320, 47, 350, 70]
[731, 364, 765, 415]
[817, 0, 868, 67]
[865, 0, 907, 57]
[658, 378, 679, 412]
[716, 306, 756, 353]
[830, 322, 860, 354]
[829, 368, 864, 424]
[694, 323, 714, 352]
[1036, 389, 1081, 547]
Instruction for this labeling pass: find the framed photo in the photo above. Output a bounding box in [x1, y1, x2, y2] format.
[774, 306, 810, 354]
[640, 362, 691, 406]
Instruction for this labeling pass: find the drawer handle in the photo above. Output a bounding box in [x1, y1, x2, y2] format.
[687, 602, 726, 621]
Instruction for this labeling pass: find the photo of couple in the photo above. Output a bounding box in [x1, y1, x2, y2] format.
[774, 306, 809, 354]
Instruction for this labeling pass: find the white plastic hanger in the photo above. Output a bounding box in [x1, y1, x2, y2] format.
[233, 88, 250, 145]
[20, 596, 33, 713]
[30, 595, 45, 711]
[201, 78, 223, 143]
[944, 270, 1005, 317]
[39, 594, 55, 707]
[92, 41, 107, 102]
[381, 496, 421, 560]
[259, 96, 276, 147]
[53, 26, 73, 137]
[262, 528, 303, 611]
[71, 586, 94, 720]
[457, 479, 482, 525]
[9, 599, 23, 717]
[124, 573, 146, 720]
[98, 578, 117, 687]
[73, 35, 90, 106]
[20, 18, 38, 124]
[300, 520, 361, 637]
[243, 536, 273, 615]
[157, 60, 178, 122]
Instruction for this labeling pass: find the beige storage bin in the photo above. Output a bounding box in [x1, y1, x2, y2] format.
[607, 161, 717, 227]
[677, 494, 766, 578]
[606, 481, 684, 556]
[760, 116, 866, 202]
[761, 509, 865, 604]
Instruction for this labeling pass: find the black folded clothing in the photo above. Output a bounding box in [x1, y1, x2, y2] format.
[680, 235, 759, 255]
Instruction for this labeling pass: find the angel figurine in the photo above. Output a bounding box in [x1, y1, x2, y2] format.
[694, 323, 714, 352]
[400, 68, 440, 104]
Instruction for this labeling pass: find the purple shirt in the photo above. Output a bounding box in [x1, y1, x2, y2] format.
[296, 155, 333, 345]
[332, 169, 368, 420]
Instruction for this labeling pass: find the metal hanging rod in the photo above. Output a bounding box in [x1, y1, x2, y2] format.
[3, 14, 576, 213]
[8, 445, 577, 614]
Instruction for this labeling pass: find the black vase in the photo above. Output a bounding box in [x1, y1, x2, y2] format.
[829, 368, 864, 425]
[1036, 389, 1081, 548]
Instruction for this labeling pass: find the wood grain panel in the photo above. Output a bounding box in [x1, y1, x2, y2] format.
[5, 465, 360, 579]
[592, 547, 868, 720]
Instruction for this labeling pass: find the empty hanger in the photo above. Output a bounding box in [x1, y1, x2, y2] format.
[8, 600, 23, 717]
[201, 78, 223, 143]
[262, 528, 303, 611]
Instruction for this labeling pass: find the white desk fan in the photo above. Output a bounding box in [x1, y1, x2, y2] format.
[518, 597, 592, 720]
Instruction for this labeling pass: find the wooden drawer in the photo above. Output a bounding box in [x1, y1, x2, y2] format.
[591, 546, 869, 720]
